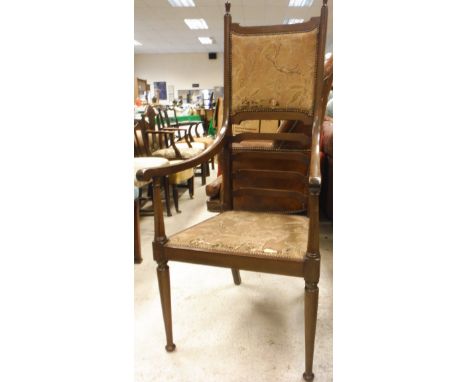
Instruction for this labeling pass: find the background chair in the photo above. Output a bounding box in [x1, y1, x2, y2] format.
[134, 120, 194, 216]
[153, 107, 210, 185]
[136, 1, 328, 380]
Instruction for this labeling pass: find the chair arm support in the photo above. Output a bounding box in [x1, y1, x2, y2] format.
[308, 116, 322, 194]
[137, 118, 229, 181]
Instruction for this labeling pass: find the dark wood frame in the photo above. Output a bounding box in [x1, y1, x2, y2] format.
[134, 196, 142, 264]
[136, 1, 328, 380]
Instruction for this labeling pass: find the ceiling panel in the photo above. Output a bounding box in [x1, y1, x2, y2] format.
[135, 0, 333, 54]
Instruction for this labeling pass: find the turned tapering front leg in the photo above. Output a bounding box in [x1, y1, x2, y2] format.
[157, 263, 176, 352]
[303, 282, 319, 381]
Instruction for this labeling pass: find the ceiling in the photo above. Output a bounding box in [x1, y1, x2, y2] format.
[135, 0, 333, 54]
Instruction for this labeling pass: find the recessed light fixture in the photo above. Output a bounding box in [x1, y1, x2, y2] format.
[288, 0, 313, 7]
[134, 40, 142, 46]
[283, 18, 305, 24]
[184, 18, 208, 29]
[198, 37, 213, 45]
[168, 0, 195, 7]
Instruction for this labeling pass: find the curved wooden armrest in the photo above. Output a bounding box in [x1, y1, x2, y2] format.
[308, 116, 321, 192]
[137, 118, 229, 181]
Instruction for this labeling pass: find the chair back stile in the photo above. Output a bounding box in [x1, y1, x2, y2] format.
[134, 120, 151, 157]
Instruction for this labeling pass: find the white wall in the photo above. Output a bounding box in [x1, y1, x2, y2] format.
[134, 53, 223, 100]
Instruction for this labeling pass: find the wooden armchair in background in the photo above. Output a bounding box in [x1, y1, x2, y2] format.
[154, 106, 210, 185]
[134, 118, 195, 216]
[136, 1, 328, 380]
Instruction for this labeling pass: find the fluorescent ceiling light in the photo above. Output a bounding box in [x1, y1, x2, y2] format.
[198, 37, 213, 45]
[168, 0, 195, 7]
[184, 18, 208, 29]
[288, 0, 313, 7]
[134, 40, 142, 46]
[283, 18, 305, 24]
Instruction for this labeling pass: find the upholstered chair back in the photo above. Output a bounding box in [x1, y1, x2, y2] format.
[230, 27, 319, 122]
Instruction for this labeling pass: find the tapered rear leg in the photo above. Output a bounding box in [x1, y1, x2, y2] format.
[188, 177, 194, 199]
[231, 269, 241, 285]
[162, 177, 172, 217]
[172, 185, 180, 213]
[201, 163, 207, 186]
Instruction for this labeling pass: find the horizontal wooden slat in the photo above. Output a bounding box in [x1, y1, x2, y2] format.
[233, 188, 307, 203]
[233, 169, 308, 184]
[232, 150, 310, 164]
[231, 111, 313, 125]
[231, 133, 310, 146]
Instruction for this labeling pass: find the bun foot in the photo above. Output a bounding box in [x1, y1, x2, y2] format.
[165, 344, 176, 352]
[303, 372, 314, 381]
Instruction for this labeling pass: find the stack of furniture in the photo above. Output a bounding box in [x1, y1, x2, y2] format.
[136, 1, 328, 380]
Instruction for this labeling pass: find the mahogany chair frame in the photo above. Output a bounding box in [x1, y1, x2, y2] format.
[136, 1, 328, 380]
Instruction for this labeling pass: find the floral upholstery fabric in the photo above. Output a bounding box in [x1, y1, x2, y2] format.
[167, 210, 309, 261]
[231, 29, 318, 116]
[176, 142, 205, 151]
[153, 143, 203, 160]
[193, 136, 214, 147]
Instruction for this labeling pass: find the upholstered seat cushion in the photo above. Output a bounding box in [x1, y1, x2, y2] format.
[176, 142, 205, 151]
[167, 210, 308, 261]
[168, 160, 194, 184]
[153, 143, 204, 160]
[134, 157, 170, 187]
[193, 136, 214, 147]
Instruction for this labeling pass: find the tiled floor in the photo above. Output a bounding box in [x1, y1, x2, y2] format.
[135, 168, 333, 381]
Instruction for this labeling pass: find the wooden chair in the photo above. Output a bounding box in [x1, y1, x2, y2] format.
[134, 119, 195, 217]
[136, 1, 328, 380]
[155, 106, 210, 185]
[162, 106, 205, 139]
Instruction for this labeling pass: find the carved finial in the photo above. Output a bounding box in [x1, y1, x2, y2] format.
[323, 0, 328, 5]
[225, 2, 231, 13]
